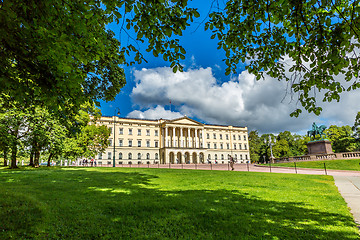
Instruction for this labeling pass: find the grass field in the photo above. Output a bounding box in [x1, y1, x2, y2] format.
[272, 159, 360, 171]
[0, 167, 359, 239]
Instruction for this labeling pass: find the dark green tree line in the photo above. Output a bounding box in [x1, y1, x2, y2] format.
[0, 99, 111, 168]
[249, 112, 360, 162]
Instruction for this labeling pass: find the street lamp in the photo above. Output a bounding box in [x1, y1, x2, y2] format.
[266, 135, 276, 163]
[113, 108, 120, 167]
[264, 135, 275, 163]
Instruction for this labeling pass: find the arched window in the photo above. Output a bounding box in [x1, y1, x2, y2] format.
[138, 153, 141, 159]
[235, 154, 237, 160]
[146, 153, 150, 160]
[208, 154, 211, 160]
[221, 154, 224, 160]
[215, 154, 218, 160]
[128, 153, 132, 159]
[155, 153, 158, 159]
[119, 152, 122, 160]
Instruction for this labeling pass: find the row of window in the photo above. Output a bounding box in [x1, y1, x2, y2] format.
[99, 152, 248, 161]
[109, 139, 159, 148]
[207, 143, 247, 150]
[207, 154, 248, 160]
[109, 127, 247, 142]
[99, 152, 159, 160]
[109, 127, 159, 136]
[109, 139, 248, 150]
[206, 133, 247, 141]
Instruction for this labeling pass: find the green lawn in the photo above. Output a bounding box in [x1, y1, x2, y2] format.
[272, 159, 360, 171]
[0, 167, 359, 239]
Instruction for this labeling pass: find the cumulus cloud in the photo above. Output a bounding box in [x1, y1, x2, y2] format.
[128, 64, 360, 134]
[127, 105, 182, 120]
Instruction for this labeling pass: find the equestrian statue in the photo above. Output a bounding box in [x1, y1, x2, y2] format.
[307, 122, 327, 140]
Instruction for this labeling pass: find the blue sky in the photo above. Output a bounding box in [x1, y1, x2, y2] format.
[99, 1, 360, 134]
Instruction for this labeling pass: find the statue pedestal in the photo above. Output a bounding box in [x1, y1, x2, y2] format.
[307, 140, 333, 155]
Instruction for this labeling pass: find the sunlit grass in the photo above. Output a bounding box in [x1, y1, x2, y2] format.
[273, 159, 360, 171]
[0, 167, 359, 239]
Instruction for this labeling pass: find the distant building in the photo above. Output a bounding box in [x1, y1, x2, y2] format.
[95, 116, 250, 165]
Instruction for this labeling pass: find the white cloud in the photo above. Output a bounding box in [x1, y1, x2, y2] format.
[127, 105, 182, 120]
[128, 65, 360, 134]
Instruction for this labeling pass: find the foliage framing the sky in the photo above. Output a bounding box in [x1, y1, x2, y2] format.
[2, 0, 360, 119]
[0, 0, 199, 119]
[206, 0, 360, 116]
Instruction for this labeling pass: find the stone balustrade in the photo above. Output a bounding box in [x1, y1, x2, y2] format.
[274, 151, 360, 163]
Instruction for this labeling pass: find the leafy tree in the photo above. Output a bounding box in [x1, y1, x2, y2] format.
[259, 133, 276, 162]
[26, 107, 68, 167]
[0, 118, 10, 166]
[61, 137, 84, 162]
[206, 0, 360, 116]
[272, 139, 290, 158]
[248, 130, 261, 163]
[324, 125, 357, 152]
[0, 0, 199, 119]
[0, 93, 104, 168]
[276, 131, 294, 156]
[2, 0, 360, 120]
[75, 125, 111, 159]
[0, 96, 27, 167]
[292, 134, 309, 156]
[276, 131, 308, 156]
[352, 112, 360, 150]
[61, 124, 110, 161]
[353, 112, 360, 138]
[0, 107, 29, 168]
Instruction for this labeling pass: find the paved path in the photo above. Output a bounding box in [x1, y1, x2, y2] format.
[333, 175, 360, 229]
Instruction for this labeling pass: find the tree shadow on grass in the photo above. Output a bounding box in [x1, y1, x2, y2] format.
[0, 191, 44, 238]
[0, 168, 359, 239]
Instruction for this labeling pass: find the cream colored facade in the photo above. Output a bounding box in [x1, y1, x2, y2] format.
[95, 116, 250, 165]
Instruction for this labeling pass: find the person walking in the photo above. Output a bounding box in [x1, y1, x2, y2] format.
[229, 155, 235, 171]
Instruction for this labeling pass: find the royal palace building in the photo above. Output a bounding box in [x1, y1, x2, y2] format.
[95, 116, 250, 165]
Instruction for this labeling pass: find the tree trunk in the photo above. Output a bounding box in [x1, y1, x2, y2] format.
[3, 149, 8, 167]
[10, 143, 18, 169]
[34, 147, 40, 168]
[29, 149, 34, 166]
[47, 152, 54, 166]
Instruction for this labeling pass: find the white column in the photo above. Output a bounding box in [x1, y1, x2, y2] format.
[165, 127, 168, 147]
[195, 129, 198, 148]
[180, 128, 183, 147]
[172, 127, 176, 147]
[201, 129, 205, 148]
[188, 128, 191, 148]
[162, 128, 164, 148]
